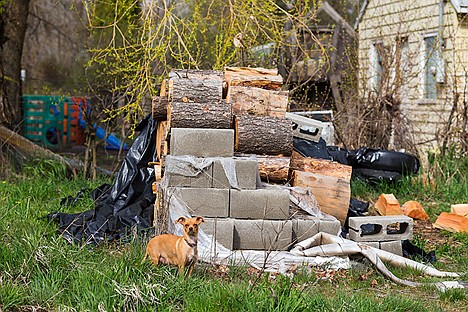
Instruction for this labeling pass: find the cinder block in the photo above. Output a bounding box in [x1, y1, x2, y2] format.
[292, 219, 319, 243]
[317, 218, 341, 236]
[166, 168, 213, 188]
[170, 128, 234, 157]
[379, 240, 403, 256]
[348, 216, 413, 242]
[360, 241, 380, 249]
[212, 158, 258, 189]
[172, 187, 229, 218]
[167, 170, 213, 188]
[230, 189, 289, 220]
[202, 218, 234, 250]
[233, 219, 292, 250]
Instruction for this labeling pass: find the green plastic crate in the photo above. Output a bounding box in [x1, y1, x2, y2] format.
[23, 95, 70, 149]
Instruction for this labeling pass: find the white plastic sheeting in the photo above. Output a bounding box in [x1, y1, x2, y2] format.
[160, 155, 465, 290]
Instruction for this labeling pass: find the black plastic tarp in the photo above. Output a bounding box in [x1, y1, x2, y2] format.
[293, 138, 420, 182]
[48, 115, 157, 245]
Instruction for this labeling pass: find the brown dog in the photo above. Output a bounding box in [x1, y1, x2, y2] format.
[142, 216, 204, 277]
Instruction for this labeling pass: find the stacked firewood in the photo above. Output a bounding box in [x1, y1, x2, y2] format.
[152, 67, 351, 224]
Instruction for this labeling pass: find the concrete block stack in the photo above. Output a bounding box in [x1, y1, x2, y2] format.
[166, 127, 340, 251]
[153, 68, 343, 252]
[347, 216, 414, 256]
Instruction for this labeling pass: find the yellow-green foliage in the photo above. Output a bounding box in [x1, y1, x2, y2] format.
[83, 0, 321, 130]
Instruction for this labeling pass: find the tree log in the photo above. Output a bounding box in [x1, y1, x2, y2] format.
[289, 151, 352, 180]
[234, 115, 293, 156]
[168, 69, 223, 103]
[256, 155, 290, 183]
[0, 125, 112, 176]
[227, 86, 289, 117]
[168, 101, 232, 129]
[225, 67, 283, 90]
[292, 170, 350, 224]
[152, 96, 169, 120]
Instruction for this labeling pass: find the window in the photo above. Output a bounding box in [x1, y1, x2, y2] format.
[424, 36, 437, 99]
[369, 42, 385, 92]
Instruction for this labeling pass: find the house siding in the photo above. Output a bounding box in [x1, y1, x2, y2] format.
[358, 0, 468, 150]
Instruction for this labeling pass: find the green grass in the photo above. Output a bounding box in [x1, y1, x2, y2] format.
[0, 154, 467, 311]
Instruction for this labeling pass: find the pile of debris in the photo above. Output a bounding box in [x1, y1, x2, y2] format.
[152, 67, 349, 252]
[375, 194, 468, 234]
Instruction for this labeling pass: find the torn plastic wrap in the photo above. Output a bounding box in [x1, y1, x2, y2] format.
[162, 180, 349, 273]
[159, 157, 345, 272]
[163, 155, 244, 190]
[48, 115, 157, 245]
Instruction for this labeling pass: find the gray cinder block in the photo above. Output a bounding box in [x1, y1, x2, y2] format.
[379, 240, 403, 256]
[359, 241, 380, 249]
[202, 218, 234, 250]
[166, 165, 213, 188]
[292, 219, 319, 243]
[170, 128, 234, 157]
[233, 219, 293, 250]
[212, 158, 258, 190]
[317, 218, 341, 236]
[171, 187, 230, 218]
[348, 216, 413, 242]
[230, 189, 289, 220]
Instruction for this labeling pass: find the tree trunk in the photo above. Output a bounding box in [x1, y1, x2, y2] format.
[168, 101, 232, 129]
[168, 69, 223, 103]
[225, 67, 283, 90]
[0, 124, 111, 176]
[0, 0, 31, 128]
[289, 151, 352, 180]
[234, 115, 293, 156]
[152, 95, 169, 120]
[227, 86, 289, 117]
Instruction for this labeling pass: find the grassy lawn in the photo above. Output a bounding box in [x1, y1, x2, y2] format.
[0, 154, 467, 311]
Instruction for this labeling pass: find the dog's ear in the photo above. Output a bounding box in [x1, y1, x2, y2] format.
[196, 216, 205, 224]
[175, 217, 186, 224]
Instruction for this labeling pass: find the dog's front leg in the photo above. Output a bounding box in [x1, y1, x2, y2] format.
[186, 262, 195, 278]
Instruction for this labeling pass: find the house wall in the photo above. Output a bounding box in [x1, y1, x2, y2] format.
[358, 0, 468, 150]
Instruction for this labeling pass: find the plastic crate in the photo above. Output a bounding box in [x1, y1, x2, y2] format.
[69, 97, 87, 145]
[23, 95, 70, 149]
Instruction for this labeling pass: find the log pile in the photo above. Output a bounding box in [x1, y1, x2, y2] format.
[153, 67, 353, 223]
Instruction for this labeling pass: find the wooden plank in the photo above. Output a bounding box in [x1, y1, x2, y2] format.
[289, 151, 352, 180]
[434, 212, 468, 233]
[227, 86, 288, 117]
[292, 170, 350, 224]
[160, 79, 168, 97]
[451, 204, 468, 217]
[156, 121, 168, 161]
